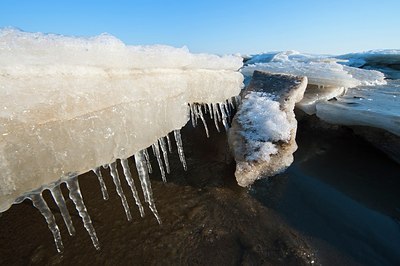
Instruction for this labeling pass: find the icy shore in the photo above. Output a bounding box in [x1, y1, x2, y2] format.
[0, 28, 399, 255]
[242, 50, 400, 143]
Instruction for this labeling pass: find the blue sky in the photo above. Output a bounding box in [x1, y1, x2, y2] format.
[1, 0, 399, 55]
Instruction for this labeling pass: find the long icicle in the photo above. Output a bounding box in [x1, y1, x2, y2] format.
[166, 133, 172, 153]
[225, 100, 232, 118]
[92, 167, 109, 200]
[109, 162, 132, 221]
[212, 103, 221, 132]
[152, 143, 166, 182]
[174, 129, 187, 170]
[207, 103, 213, 119]
[214, 103, 221, 122]
[143, 148, 153, 174]
[30, 193, 64, 253]
[65, 177, 100, 250]
[219, 103, 229, 131]
[190, 104, 196, 127]
[158, 137, 170, 175]
[134, 150, 162, 224]
[197, 105, 209, 138]
[50, 185, 76, 236]
[228, 97, 235, 110]
[120, 159, 145, 218]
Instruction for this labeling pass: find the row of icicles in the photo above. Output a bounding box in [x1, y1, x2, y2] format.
[24, 97, 240, 253]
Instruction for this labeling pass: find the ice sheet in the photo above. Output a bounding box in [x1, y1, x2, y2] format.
[316, 80, 400, 136]
[242, 51, 387, 114]
[0, 29, 243, 212]
[336, 50, 400, 79]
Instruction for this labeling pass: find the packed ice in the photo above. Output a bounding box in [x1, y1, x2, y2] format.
[0, 28, 243, 251]
[242, 51, 386, 114]
[243, 50, 400, 157]
[336, 50, 400, 79]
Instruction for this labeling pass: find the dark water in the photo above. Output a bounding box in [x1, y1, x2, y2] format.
[252, 116, 400, 265]
[0, 115, 399, 265]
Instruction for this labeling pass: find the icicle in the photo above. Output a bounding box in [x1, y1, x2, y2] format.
[120, 159, 145, 218]
[234, 95, 241, 107]
[212, 103, 221, 132]
[92, 167, 109, 200]
[224, 102, 231, 118]
[166, 133, 172, 153]
[190, 104, 196, 127]
[158, 137, 170, 175]
[151, 143, 166, 182]
[65, 177, 100, 250]
[213, 103, 221, 122]
[30, 193, 64, 253]
[134, 150, 162, 224]
[109, 162, 132, 221]
[143, 148, 153, 174]
[219, 103, 229, 131]
[207, 103, 213, 119]
[174, 129, 187, 170]
[225, 99, 232, 116]
[196, 105, 209, 138]
[229, 97, 236, 110]
[50, 186, 76, 236]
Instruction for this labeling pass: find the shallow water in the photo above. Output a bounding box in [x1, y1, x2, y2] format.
[0, 115, 399, 265]
[0, 118, 314, 265]
[252, 116, 400, 265]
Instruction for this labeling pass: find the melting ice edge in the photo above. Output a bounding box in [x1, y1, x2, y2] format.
[18, 99, 238, 253]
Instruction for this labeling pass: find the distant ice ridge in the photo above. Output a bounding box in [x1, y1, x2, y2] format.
[0, 28, 243, 252]
[243, 50, 400, 138]
[242, 50, 386, 114]
[336, 49, 400, 79]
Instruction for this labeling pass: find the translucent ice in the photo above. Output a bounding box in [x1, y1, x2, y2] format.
[316, 80, 400, 136]
[0, 28, 243, 213]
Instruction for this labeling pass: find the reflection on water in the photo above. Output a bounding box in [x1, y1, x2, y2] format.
[0, 114, 399, 265]
[252, 116, 400, 265]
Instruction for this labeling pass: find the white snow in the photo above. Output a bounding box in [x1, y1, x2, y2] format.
[236, 92, 292, 162]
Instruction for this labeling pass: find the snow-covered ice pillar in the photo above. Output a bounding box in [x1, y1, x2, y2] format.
[228, 71, 307, 186]
[0, 28, 243, 213]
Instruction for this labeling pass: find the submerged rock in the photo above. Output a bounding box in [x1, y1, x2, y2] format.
[228, 71, 307, 187]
